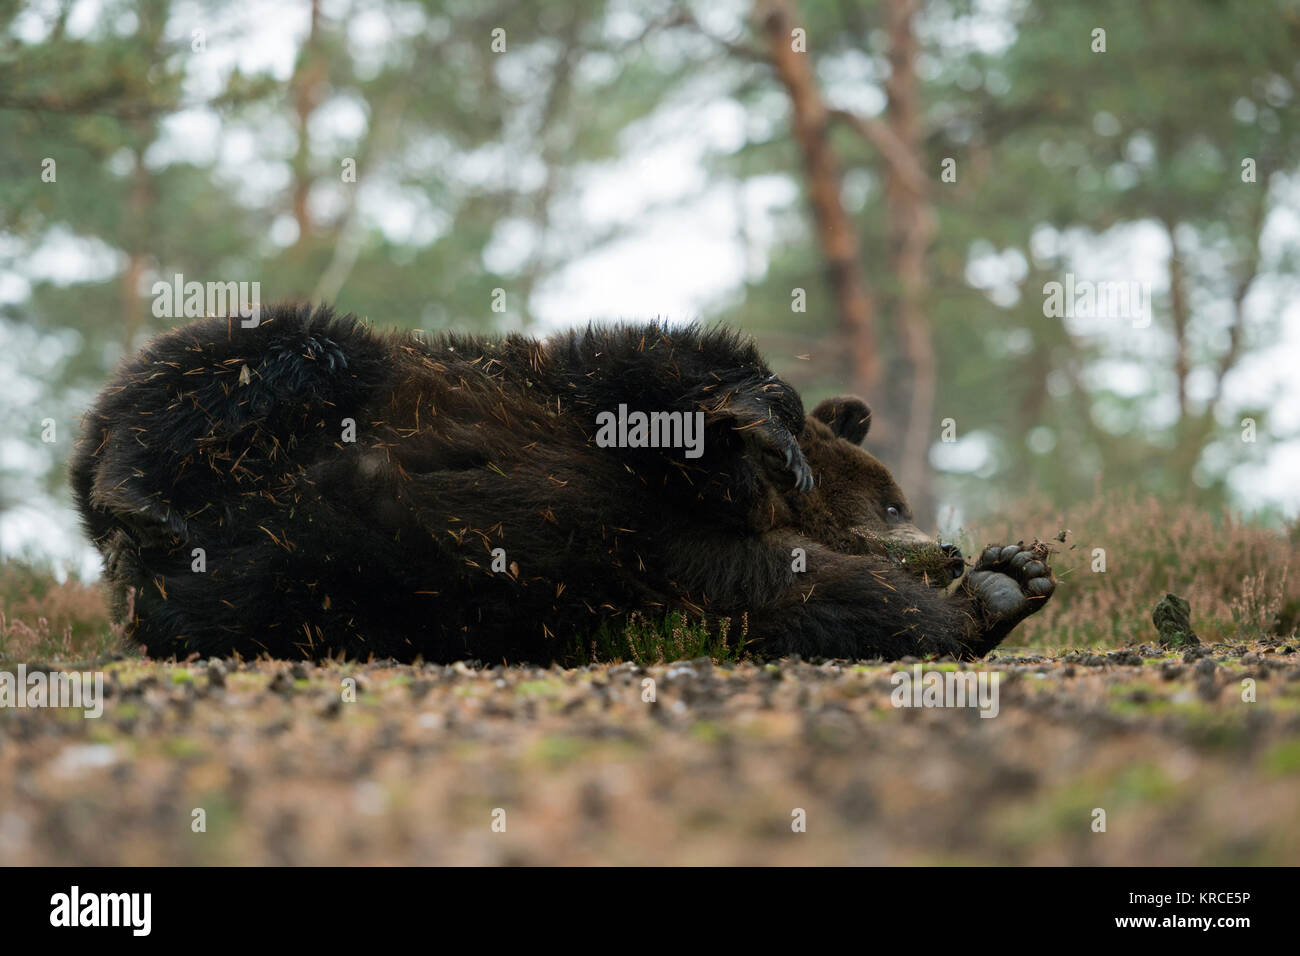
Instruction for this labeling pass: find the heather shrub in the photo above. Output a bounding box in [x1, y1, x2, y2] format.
[0, 559, 120, 661]
[958, 494, 1298, 651]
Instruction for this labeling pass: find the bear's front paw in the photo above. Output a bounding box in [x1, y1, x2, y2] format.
[966, 542, 1055, 629]
[743, 420, 814, 493]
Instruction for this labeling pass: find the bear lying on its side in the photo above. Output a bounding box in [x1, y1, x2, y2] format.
[71, 303, 1054, 663]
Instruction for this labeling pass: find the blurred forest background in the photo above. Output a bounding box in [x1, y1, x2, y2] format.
[1, 0, 1298, 604]
[5, 2, 1300, 877]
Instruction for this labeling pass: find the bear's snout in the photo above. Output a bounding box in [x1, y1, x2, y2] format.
[940, 543, 965, 580]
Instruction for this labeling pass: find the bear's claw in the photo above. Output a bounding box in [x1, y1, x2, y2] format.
[785, 443, 815, 492]
[748, 425, 814, 492]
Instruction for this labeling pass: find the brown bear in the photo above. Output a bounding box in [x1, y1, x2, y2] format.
[71, 303, 1053, 663]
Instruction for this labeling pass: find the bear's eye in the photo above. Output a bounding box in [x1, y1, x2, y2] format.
[886, 505, 901, 520]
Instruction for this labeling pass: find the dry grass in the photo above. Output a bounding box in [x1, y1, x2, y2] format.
[965, 493, 1299, 651]
[0, 560, 120, 661]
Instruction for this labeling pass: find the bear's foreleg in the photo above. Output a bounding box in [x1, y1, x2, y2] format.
[702, 536, 1053, 661]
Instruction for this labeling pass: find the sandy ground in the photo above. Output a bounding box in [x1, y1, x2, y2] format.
[2, 639, 1299, 865]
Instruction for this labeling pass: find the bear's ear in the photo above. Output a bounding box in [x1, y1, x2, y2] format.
[812, 396, 872, 445]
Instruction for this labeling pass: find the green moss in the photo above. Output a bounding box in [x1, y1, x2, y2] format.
[1107, 697, 1173, 717]
[1111, 764, 1175, 803]
[1262, 739, 1300, 776]
[1178, 711, 1251, 750]
[999, 763, 1178, 848]
[113, 702, 140, 721]
[874, 539, 963, 580]
[162, 735, 203, 759]
[689, 720, 723, 743]
[1104, 682, 1169, 715]
[531, 734, 587, 766]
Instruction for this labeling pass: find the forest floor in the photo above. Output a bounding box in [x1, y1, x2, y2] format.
[2, 637, 1299, 865]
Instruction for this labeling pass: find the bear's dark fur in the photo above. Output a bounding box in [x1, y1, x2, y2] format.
[71, 303, 1054, 663]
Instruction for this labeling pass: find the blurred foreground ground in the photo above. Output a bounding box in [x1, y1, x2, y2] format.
[2, 639, 1298, 865]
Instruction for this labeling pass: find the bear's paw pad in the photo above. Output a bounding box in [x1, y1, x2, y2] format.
[967, 542, 1055, 622]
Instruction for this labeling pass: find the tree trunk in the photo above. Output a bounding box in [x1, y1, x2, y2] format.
[882, 0, 938, 524]
[756, 0, 879, 396]
[120, 127, 153, 348]
[290, 0, 325, 247]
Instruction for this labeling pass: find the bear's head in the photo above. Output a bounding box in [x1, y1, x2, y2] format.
[789, 396, 963, 581]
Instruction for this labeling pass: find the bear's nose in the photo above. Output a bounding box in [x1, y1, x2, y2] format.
[940, 543, 964, 580]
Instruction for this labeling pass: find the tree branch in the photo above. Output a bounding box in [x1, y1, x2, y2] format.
[828, 107, 927, 197]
